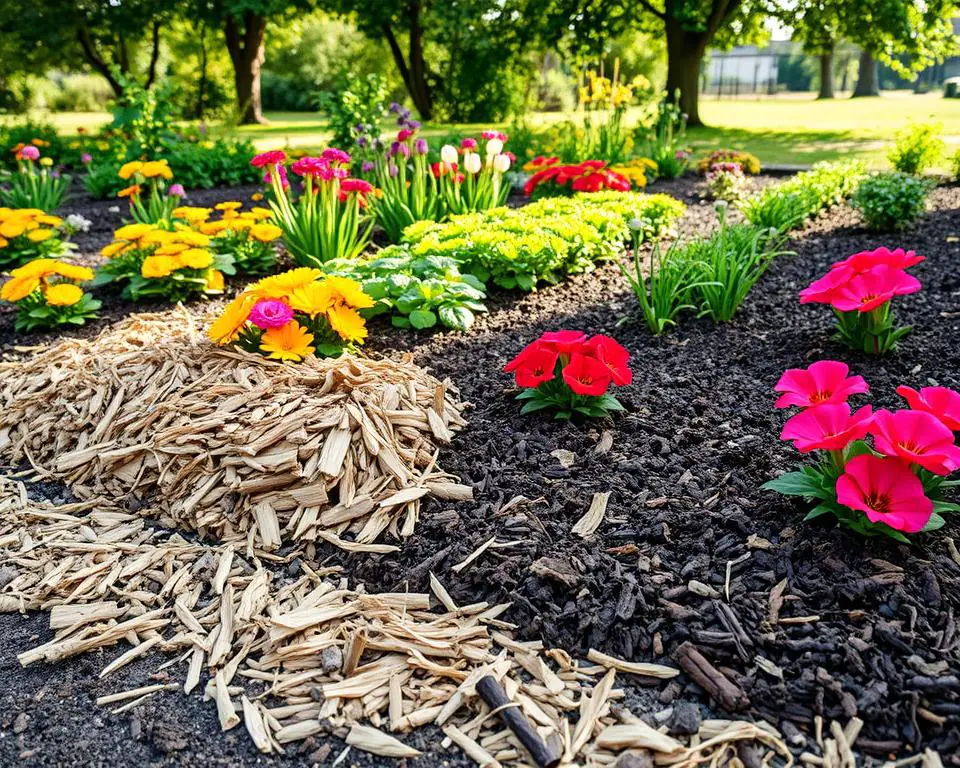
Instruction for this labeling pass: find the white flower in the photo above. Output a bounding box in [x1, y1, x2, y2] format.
[493, 153, 511, 173]
[485, 138, 504, 156]
[464, 152, 482, 174]
[440, 144, 458, 165]
[65, 214, 91, 233]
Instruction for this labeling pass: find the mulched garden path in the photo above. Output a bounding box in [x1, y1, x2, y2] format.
[1, 175, 959, 766]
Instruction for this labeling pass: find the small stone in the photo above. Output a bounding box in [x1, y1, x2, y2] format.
[0, 566, 18, 588]
[614, 750, 654, 768]
[550, 449, 576, 468]
[667, 701, 701, 735]
[12, 713, 29, 734]
[320, 645, 343, 673]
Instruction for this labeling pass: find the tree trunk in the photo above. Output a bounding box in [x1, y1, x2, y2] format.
[817, 51, 834, 99]
[852, 50, 880, 98]
[665, 19, 706, 127]
[224, 11, 267, 125]
[380, 2, 434, 121]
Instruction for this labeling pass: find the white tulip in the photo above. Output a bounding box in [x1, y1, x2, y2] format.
[464, 152, 482, 174]
[440, 144, 458, 165]
[485, 138, 504, 156]
[493, 153, 511, 173]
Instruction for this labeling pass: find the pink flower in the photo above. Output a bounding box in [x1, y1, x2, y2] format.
[832, 247, 924, 275]
[774, 361, 869, 409]
[251, 150, 287, 168]
[539, 330, 587, 356]
[397, 129, 414, 142]
[291, 156, 331, 178]
[264, 164, 289, 189]
[460, 138, 478, 151]
[321, 148, 351, 165]
[340, 178, 374, 195]
[169, 183, 185, 197]
[587, 335, 632, 386]
[869, 409, 960, 475]
[896, 385, 960, 432]
[836, 454, 932, 533]
[249, 299, 294, 329]
[20, 145, 39, 161]
[780, 403, 873, 453]
[563, 353, 612, 396]
[481, 130, 508, 141]
[81, 153, 93, 164]
[829, 264, 921, 313]
[800, 266, 855, 305]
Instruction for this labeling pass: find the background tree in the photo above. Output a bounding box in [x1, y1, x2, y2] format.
[778, 1, 847, 99]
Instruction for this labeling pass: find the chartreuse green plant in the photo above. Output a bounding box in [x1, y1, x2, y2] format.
[888, 122, 944, 175]
[851, 172, 931, 232]
[322, 247, 487, 331]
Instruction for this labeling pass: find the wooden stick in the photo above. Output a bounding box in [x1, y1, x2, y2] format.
[476, 675, 559, 768]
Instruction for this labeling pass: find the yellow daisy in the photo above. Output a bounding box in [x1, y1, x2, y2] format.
[259, 320, 315, 361]
[323, 276, 375, 310]
[141, 255, 179, 278]
[326, 304, 368, 344]
[114, 223, 155, 241]
[250, 267, 324, 301]
[27, 229, 54, 243]
[51, 262, 94, 282]
[179, 248, 214, 269]
[44, 283, 84, 306]
[118, 161, 143, 180]
[0, 274, 41, 302]
[215, 201, 242, 211]
[249, 223, 282, 243]
[208, 292, 258, 344]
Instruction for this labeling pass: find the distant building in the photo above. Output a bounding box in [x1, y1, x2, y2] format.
[703, 41, 800, 95]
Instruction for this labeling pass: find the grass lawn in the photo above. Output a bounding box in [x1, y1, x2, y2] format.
[6, 90, 960, 170]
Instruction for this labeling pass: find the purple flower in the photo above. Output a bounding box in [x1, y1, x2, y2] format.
[414, 138, 428, 155]
[249, 299, 294, 329]
[81, 153, 93, 165]
[361, 161, 375, 173]
[356, 135, 367, 148]
[389, 141, 401, 157]
[388, 162, 399, 178]
[389, 102, 401, 114]
[169, 183, 186, 197]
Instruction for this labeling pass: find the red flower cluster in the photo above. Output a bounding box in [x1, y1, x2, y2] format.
[771, 360, 960, 534]
[523, 159, 631, 197]
[506, 330, 631, 395]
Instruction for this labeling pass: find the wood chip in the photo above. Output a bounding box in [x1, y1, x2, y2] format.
[571, 492, 610, 538]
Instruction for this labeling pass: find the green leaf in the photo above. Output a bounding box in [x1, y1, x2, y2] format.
[761, 471, 829, 498]
[932, 500, 960, 515]
[391, 316, 411, 329]
[803, 503, 835, 521]
[520, 398, 554, 414]
[922, 512, 946, 532]
[438, 305, 474, 331]
[408, 309, 437, 329]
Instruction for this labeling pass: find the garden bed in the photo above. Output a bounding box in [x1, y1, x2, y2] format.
[0, 175, 958, 765]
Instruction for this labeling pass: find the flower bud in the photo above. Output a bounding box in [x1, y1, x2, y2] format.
[464, 152, 482, 174]
[493, 153, 511, 173]
[441, 144, 458, 165]
[414, 138, 428, 155]
[486, 138, 504, 155]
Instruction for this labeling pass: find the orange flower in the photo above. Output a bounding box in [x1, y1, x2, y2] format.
[118, 184, 142, 199]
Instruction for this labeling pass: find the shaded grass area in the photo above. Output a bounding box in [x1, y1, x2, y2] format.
[6, 90, 960, 169]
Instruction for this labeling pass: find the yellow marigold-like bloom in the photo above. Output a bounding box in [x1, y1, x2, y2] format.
[27, 229, 53, 243]
[31, 138, 49, 147]
[118, 161, 143, 180]
[249, 223, 282, 242]
[251, 268, 324, 301]
[174, 230, 210, 247]
[173, 206, 212, 223]
[205, 269, 225, 292]
[154, 242, 189, 256]
[0, 274, 40, 302]
[0, 221, 27, 239]
[44, 283, 84, 306]
[114, 223, 154, 241]
[118, 184, 141, 199]
[0, 237, 7, 248]
[12, 258, 59, 278]
[38, 214, 61, 226]
[197, 221, 230, 236]
[251, 192, 264, 202]
[51, 262, 94, 282]
[250, 207, 272, 220]
[140, 160, 173, 180]
[102, 240, 128, 258]
[208, 292, 258, 344]
[226, 216, 253, 231]
[326, 304, 367, 344]
[323, 276, 375, 310]
[259, 320, 315, 361]
[215, 201, 242, 211]
[288, 282, 333, 317]
[39, 157, 54, 167]
[179, 248, 213, 269]
[141, 255, 179, 278]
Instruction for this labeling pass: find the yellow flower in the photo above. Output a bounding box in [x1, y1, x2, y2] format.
[173, 206, 212, 223]
[12, 258, 59, 278]
[215, 201, 242, 211]
[326, 304, 367, 344]
[249, 223, 282, 243]
[251, 267, 324, 301]
[197, 220, 230, 236]
[0, 274, 40, 302]
[250, 207, 272, 220]
[38, 215, 61, 226]
[102, 240, 129, 258]
[141, 255, 179, 278]
[0, 237, 7, 248]
[179, 248, 213, 269]
[259, 320, 315, 361]
[251, 192, 264, 202]
[0, 221, 26, 239]
[323, 276, 375, 310]
[140, 160, 173, 180]
[154, 242, 189, 256]
[114, 223, 154, 241]
[118, 184, 141, 199]
[44, 283, 84, 306]
[288, 282, 333, 317]
[208, 292, 259, 344]
[174, 230, 210, 247]
[51, 262, 94, 282]
[205, 269, 225, 292]
[118, 161, 143, 180]
[27, 229, 54, 243]
[39, 157, 53, 168]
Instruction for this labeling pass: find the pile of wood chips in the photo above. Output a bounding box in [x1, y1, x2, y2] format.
[0, 309, 471, 552]
[0, 478, 796, 766]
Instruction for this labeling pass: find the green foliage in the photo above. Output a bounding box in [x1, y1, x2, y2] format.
[94, 245, 236, 303]
[320, 73, 389, 158]
[638, 94, 688, 179]
[739, 187, 811, 233]
[529, 192, 685, 243]
[165, 136, 260, 189]
[12, 289, 101, 332]
[109, 74, 177, 157]
[696, 149, 761, 175]
[0, 163, 70, 212]
[323, 247, 488, 331]
[0, 121, 65, 171]
[887, 122, 944, 175]
[851, 171, 931, 232]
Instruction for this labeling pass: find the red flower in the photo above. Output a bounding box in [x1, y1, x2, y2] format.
[398, 129, 414, 141]
[251, 150, 287, 168]
[869, 409, 960, 475]
[780, 403, 873, 453]
[896, 385, 960, 432]
[431, 161, 460, 178]
[774, 361, 868, 409]
[829, 265, 921, 313]
[340, 178, 374, 194]
[513, 347, 559, 388]
[833, 247, 924, 275]
[587, 335, 632, 386]
[539, 330, 587, 356]
[835, 454, 932, 533]
[562, 353, 612, 396]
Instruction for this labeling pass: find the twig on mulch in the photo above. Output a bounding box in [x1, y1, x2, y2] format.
[673, 641, 750, 711]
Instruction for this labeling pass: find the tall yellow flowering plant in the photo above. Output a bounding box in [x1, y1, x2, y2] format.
[579, 62, 650, 165]
[208, 268, 374, 361]
[117, 159, 184, 225]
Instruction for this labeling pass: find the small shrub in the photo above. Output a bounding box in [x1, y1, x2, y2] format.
[697, 149, 761, 175]
[851, 172, 931, 231]
[320, 73, 389, 164]
[705, 162, 749, 203]
[740, 187, 811, 233]
[0, 145, 70, 212]
[888, 122, 944, 175]
[637, 94, 688, 179]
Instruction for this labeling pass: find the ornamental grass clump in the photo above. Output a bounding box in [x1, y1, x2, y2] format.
[96, 222, 234, 302]
[505, 331, 630, 419]
[0, 258, 100, 331]
[180, 202, 282, 275]
[254, 149, 374, 267]
[0, 208, 76, 270]
[0, 142, 69, 212]
[208, 269, 373, 360]
[851, 172, 931, 232]
[764, 361, 960, 542]
[116, 159, 184, 225]
[801, 246, 921, 354]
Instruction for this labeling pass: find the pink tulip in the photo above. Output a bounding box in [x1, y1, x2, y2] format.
[869, 409, 960, 475]
[896, 385, 960, 432]
[836, 454, 932, 533]
[828, 265, 921, 313]
[832, 246, 924, 275]
[774, 361, 868, 409]
[780, 403, 873, 453]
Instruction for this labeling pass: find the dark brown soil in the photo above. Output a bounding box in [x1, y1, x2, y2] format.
[2, 175, 960, 765]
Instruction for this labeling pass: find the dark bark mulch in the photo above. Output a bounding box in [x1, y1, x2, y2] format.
[1, 176, 959, 764]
